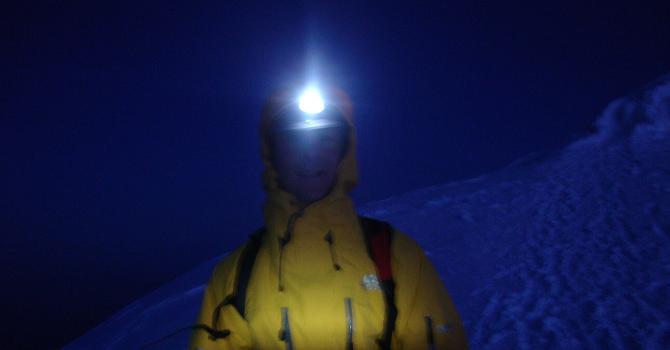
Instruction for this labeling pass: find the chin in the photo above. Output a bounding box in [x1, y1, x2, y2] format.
[297, 188, 329, 203]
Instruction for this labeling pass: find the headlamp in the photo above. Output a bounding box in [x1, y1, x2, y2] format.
[298, 89, 325, 114]
[271, 87, 348, 132]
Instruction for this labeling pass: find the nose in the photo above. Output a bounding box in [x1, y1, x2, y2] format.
[296, 138, 329, 165]
[298, 144, 321, 163]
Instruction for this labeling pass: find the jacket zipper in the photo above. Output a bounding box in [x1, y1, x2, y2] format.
[278, 208, 304, 291]
[345, 298, 354, 350]
[324, 230, 342, 270]
[279, 307, 294, 350]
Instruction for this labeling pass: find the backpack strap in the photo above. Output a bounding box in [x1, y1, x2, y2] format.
[228, 227, 265, 317]
[359, 216, 397, 350]
[183, 228, 265, 344]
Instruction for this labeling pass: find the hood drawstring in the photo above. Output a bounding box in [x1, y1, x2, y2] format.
[278, 208, 305, 292]
[324, 230, 342, 271]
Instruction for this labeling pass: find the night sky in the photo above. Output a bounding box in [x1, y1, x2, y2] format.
[2, 1, 669, 348]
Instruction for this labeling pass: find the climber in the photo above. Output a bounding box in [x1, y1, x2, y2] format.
[189, 85, 468, 349]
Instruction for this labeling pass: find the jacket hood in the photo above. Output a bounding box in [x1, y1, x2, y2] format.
[259, 86, 359, 234]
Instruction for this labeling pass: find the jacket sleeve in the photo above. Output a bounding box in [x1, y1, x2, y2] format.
[189, 249, 254, 350]
[392, 230, 469, 349]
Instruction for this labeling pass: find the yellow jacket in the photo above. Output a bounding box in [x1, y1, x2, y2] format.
[190, 87, 467, 349]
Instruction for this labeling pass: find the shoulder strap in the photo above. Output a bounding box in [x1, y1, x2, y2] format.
[151, 228, 265, 347]
[229, 227, 265, 317]
[359, 216, 397, 350]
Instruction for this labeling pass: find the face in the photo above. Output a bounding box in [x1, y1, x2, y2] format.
[270, 126, 348, 205]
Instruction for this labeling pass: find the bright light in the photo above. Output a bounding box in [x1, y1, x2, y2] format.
[298, 88, 325, 114]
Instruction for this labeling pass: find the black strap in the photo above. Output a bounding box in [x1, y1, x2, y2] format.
[229, 227, 265, 317]
[140, 324, 231, 349]
[379, 280, 398, 350]
[144, 228, 265, 348]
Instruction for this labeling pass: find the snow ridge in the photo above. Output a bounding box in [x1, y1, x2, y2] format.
[358, 77, 670, 349]
[586, 73, 670, 145]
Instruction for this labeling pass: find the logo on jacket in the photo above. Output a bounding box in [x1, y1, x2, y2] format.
[437, 323, 453, 333]
[361, 274, 381, 291]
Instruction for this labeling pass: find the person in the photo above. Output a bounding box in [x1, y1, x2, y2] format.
[189, 85, 468, 349]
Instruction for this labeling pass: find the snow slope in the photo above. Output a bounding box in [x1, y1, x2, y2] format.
[65, 76, 670, 349]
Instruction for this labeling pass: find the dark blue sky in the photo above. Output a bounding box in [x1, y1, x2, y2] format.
[2, 1, 669, 348]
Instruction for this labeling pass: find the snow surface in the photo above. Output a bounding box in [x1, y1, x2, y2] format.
[65, 77, 670, 349]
